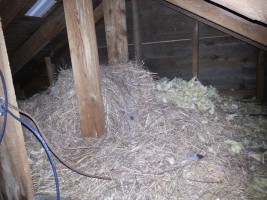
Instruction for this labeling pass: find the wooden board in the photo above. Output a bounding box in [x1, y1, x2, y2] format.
[209, 0, 267, 24]
[0, 20, 34, 200]
[151, 0, 266, 51]
[63, 0, 105, 137]
[143, 35, 257, 89]
[165, 0, 267, 47]
[103, 0, 129, 64]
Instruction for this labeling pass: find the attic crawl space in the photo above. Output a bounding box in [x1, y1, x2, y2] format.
[0, 0, 267, 199]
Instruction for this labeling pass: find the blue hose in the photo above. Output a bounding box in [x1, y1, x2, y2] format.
[8, 110, 60, 200]
[0, 70, 8, 144]
[0, 69, 60, 199]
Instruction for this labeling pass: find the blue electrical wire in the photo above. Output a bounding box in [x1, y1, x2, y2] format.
[0, 70, 8, 144]
[7, 110, 60, 200]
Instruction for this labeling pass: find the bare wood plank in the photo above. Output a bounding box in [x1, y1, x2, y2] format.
[11, 6, 65, 74]
[103, 0, 129, 64]
[0, 20, 34, 200]
[63, 0, 105, 137]
[192, 20, 199, 77]
[256, 50, 266, 101]
[164, 0, 267, 47]
[0, 0, 37, 28]
[208, 0, 267, 24]
[131, 0, 142, 60]
[45, 57, 55, 85]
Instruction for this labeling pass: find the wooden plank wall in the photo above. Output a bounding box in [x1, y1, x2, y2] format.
[96, 0, 259, 90]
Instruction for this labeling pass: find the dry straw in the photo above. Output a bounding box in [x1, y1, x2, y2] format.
[19, 62, 267, 199]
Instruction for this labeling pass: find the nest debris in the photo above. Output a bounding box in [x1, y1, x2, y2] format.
[19, 61, 267, 199]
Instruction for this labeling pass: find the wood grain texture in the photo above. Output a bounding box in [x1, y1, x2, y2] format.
[103, 0, 129, 64]
[11, 6, 66, 74]
[165, 0, 267, 47]
[0, 20, 34, 200]
[63, 0, 105, 137]
[209, 0, 267, 24]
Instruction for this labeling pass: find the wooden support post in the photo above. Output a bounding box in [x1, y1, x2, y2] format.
[63, 0, 105, 137]
[131, 0, 142, 61]
[0, 21, 34, 200]
[103, 0, 129, 64]
[52, 3, 104, 60]
[192, 20, 199, 78]
[256, 50, 266, 101]
[45, 57, 55, 85]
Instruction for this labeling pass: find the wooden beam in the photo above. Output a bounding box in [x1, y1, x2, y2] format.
[103, 0, 129, 64]
[164, 0, 267, 48]
[192, 20, 199, 78]
[256, 50, 266, 101]
[0, 0, 37, 28]
[153, 0, 267, 51]
[208, 0, 267, 24]
[63, 0, 105, 137]
[45, 57, 55, 85]
[11, 6, 65, 74]
[52, 3, 104, 58]
[0, 20, 34, 200]
[131, 0, 142, 61]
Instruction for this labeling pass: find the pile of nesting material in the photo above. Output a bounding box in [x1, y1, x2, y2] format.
[20, 62, 267, 199]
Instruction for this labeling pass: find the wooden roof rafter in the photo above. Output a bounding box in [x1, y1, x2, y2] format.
[163, 0, 267, 50]
[10, 2, 104, 74]
[0, 0, 37, 28]
[207, 0, 267, 24]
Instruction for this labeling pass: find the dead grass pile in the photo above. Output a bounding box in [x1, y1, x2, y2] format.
[19, 61, 267, 199]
